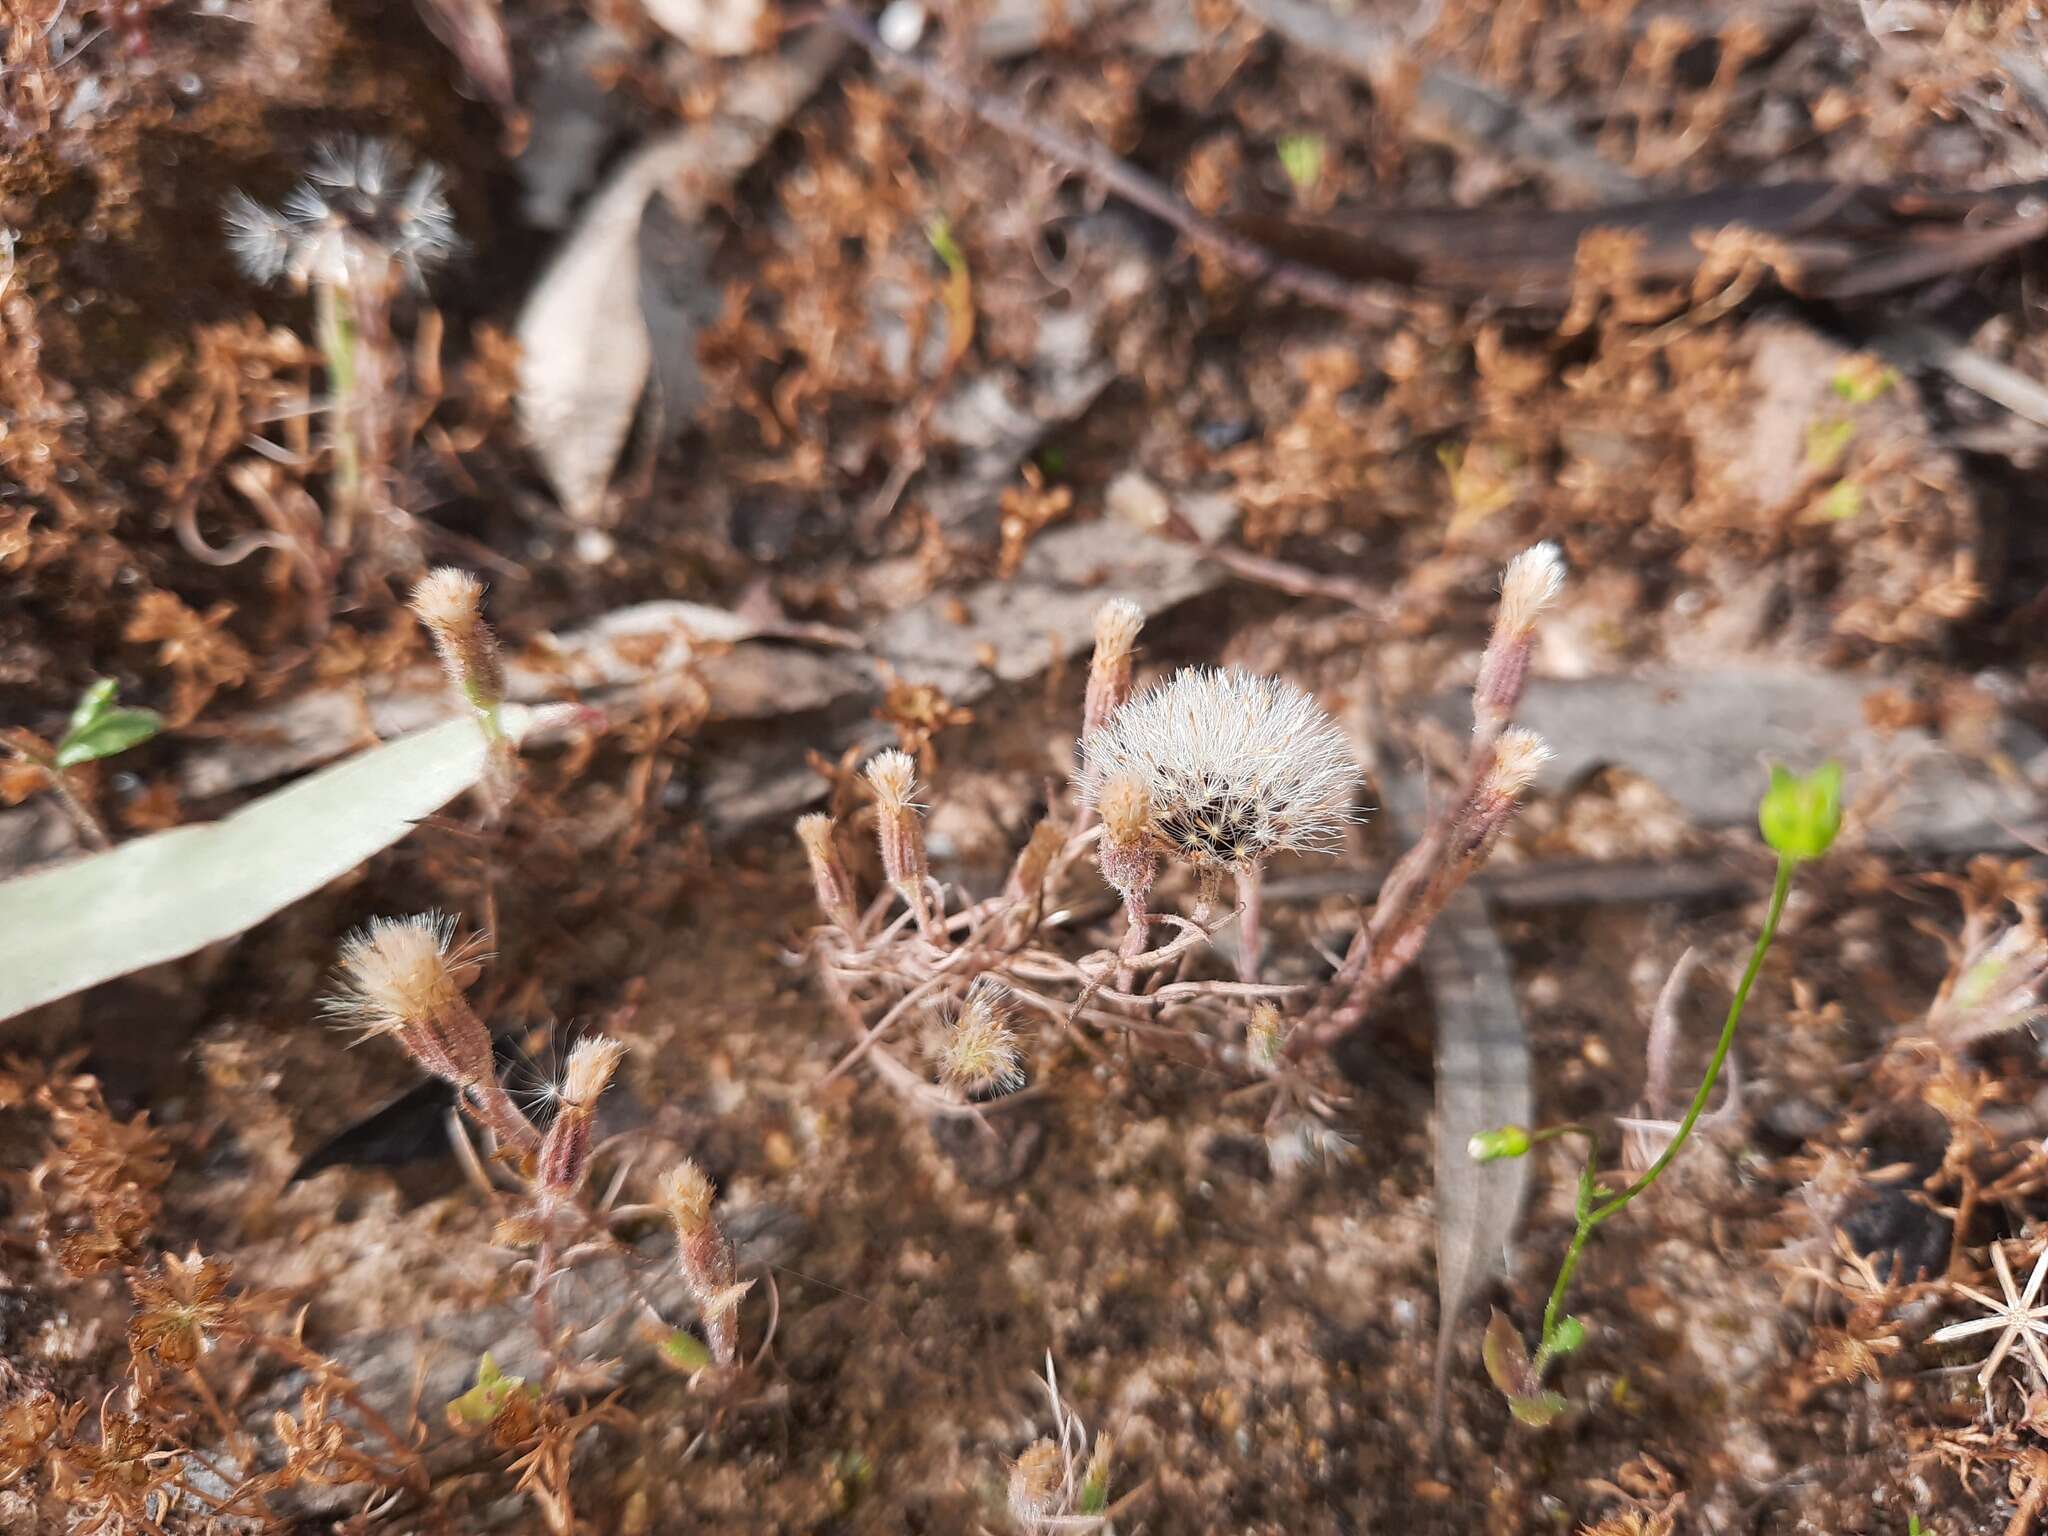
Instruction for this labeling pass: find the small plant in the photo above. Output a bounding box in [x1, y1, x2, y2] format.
[1, 678, 162, 849]
[225, 137, 460, 565]
[1007, 1354, 1128, 1532]
[324, 911, 752, 1378]
[1473, 760, 1843, 1422]
[412, 566, 519, 816]
[800, 544, 1561, 1170]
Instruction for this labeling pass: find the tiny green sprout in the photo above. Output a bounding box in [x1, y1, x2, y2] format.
[1907, 1518, 1925, 1536]
[1803, 417, 1855, 474]
[1277, 133, 1325, 195]
[1831, 355, 1898, 404]
[1759, 760, 1843, 863]
[1469, 1125, 1532, 1163]
[55, 679, 162, 770]
[926, 215, 968, 279]
[446, 1352, 536, 1427]
[1816, 479, 1862, 522]
[1496, 764, 1835, 1425]
[658, 1328, 712, 1373]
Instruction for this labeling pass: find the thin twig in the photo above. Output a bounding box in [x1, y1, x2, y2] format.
[816, 6, 1400, 323]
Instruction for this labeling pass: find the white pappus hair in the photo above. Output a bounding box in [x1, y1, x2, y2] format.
[1075, 666, 1362, 869]
[225, 136, 461, 291]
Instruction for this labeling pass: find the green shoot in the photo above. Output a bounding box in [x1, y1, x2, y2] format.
[55, 679, 163, 769]
[1475, 761, 1842, 1416]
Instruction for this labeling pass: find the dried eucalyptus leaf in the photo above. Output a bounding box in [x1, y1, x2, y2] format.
[0, 708, 533, 1022]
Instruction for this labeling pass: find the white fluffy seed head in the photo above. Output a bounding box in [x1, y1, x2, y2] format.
[225, 137, 460, 291]
[1076, 667, 1361, 869]
[325, 913, 487, 1037]
[934, 977, 1025, 1097]
[864, 749, 920, 812]
[1496, 542, 1565, 635]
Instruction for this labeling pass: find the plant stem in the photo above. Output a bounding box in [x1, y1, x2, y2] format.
[315, 277, 363, 540]
[1537, 856, 1795, 1347]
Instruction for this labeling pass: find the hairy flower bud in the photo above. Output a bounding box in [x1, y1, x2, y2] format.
[1009, 1440, 1064, 1524]
[865, 750, 934, 930]
[1005, 818, 1064, 906]
[1449, 729, 1552, 867]
[658, 1160, 749, 1367]
[536, 1037, 624, 1197]
[796, 813, 859, 932]
[326, 914, 538, 1152]
[1095, 772, 1157, 901]
[1083, 598, 1145, 738]
[1474, 542, 1564, 737]
[934, 977, 1026, 1098]
[412, 568, 507, 716]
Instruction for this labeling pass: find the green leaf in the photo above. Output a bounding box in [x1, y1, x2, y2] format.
[1277, 133, 1325, 194]
[1507, 1389, 1568, 1428]
[64, 679, 118, 741]
[926, 215, 967, 279]
[1803, 417, 1855, 474]
[660, 1329, 712, 1372]
[447, 1352, 533, 1425]
[1543, 1315, 1586, 1357]
[1815, 479, 1862, 522]
[0, 706, 541, 1022]
[1830, 356, 1898, 404]
[54, 708, 162, 769]
[1758, 760, 1843, 862]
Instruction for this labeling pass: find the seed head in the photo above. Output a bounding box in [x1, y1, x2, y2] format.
[559, 1036, 625, 1112]
[326, 913, 486, 1040]
[1083, 598, 1145, 737]
[659, 1160, 716, 1237]
[226, 137, 460, 291]
[1487, 728, 1553, 800]
[1448, 728, 1552, 867]
[411, 567, 506, 713]
[797, 812, 859, 931]
[326, 914, 498, 1096]
[864, 749, 919, 812]
[864, 749, 932, 921]
[536, 1037, 624, 1197]
[1009, 1439, 1065, 1524]
[934, 977, 1026, 1097]
[1475, 542, 1565, 735]
[1496, 541, 1565, 636]
[659, 1159, 746, 1366]
[1077, 666, 1360, 870]
[1095, 771, 1157, 901]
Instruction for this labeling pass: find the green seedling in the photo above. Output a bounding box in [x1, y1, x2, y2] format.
[2, 678, 162, 851]
[1476, 761, 1842, 1419]
[1278, 133, 1325, 196]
